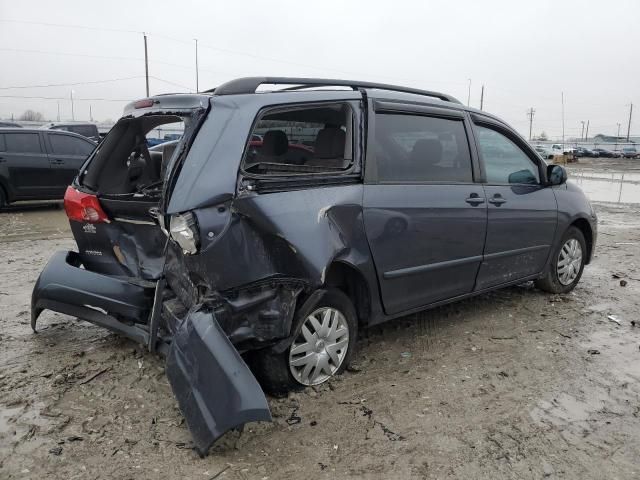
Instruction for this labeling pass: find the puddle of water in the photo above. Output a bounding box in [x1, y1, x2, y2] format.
[569, 173, 640, 204]
[0, 205, 70, 243]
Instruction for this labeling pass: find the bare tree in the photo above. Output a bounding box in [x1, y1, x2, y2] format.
[19, 110, 44, 121]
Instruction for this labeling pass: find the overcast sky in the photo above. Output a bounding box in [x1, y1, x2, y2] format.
[1, 0, 638, 139]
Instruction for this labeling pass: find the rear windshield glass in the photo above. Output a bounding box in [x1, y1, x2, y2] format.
[242, 103, 354, 175]
[80, 115, 186, 196]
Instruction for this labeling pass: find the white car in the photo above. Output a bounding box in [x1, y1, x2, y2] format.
[551, 144, 575, 155]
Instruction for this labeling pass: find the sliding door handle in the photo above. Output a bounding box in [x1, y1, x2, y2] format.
[465, 193, 485, 206]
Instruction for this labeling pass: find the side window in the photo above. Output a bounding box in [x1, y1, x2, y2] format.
[0, 134, 5, 152]
[242, 103, 353, 175]
[50, 134, 94, 156]
[475, 126, 540, 184]
[5, 133, 42, 153]
[375, 113, 473, 183]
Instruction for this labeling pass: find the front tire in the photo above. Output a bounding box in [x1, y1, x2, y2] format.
[250, 289, 358, 396]
[535, 226, 587, 294]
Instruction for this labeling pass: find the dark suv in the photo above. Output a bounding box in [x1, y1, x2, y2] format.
[31, 77, 597, 455]
[0, 128, 95, 207]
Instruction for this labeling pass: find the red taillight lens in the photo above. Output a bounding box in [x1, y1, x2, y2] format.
[63, 186, 110, 223]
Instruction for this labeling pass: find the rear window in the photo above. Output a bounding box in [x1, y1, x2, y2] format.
[50, 134, 94, 156]
[242, 103, 354, 175]
[5, 133, 42, 153]
[68, 125, 98, 138]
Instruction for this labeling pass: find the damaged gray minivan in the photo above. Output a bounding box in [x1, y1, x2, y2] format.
[32, 77, 597, 455]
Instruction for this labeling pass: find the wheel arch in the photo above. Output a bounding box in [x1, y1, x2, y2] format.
[570, 217, 594, 264]
[323, 261, 371, 327]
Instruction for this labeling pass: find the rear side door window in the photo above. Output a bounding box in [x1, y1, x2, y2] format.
[242, 103, 355, 176]
[49, 134, 94, 156]
[474, 126, 540, 184]
[0, 134, 5, 152]
[5, 133, 42, 153]
[374, 113, 473, 183]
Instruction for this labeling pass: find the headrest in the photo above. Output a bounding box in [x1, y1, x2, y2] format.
[410, 139, 442, 165]
[262, 130, 288, 156]
[314, 127, 345, 159]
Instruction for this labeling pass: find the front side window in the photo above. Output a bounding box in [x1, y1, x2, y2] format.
[5, 133, 42, 153]
[375, 113, 473, 183]
[475, 126, 540, 184]
[50, 134, 94, 156]
[242, 103, 354, 175]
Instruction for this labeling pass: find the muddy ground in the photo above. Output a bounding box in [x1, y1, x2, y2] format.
[1, 163, 639, 479]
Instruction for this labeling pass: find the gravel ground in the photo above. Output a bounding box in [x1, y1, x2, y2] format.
[1, 163, 639, 479]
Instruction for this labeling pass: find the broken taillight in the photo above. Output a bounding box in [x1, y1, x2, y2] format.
[63, 186, 110, 223]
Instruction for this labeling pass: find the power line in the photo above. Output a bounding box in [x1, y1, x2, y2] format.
[0, 94, 131, 102]
[0, 76, 144, 90]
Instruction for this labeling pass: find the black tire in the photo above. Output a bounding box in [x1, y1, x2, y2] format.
[535, 226, 587, 294]
[250, 288, 358, 396]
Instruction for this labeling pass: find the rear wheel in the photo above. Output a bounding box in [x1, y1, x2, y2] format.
[250, 289, 358, 396]
[535, 226, 587, 294]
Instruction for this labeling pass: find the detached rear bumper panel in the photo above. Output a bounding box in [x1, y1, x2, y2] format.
[31, 250, 154, 340]
[166, 309, 272, 456]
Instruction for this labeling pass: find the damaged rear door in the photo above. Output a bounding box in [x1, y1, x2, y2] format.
[70, 104, 207, 281]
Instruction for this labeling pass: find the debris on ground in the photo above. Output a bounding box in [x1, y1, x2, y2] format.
[607, 315, 622, 326]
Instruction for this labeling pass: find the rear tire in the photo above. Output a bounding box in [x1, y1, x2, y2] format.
[535, 226, 587, 294]
[250, 288, 358, 396]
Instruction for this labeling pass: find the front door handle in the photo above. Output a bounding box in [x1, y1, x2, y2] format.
[465, 193, 485, 206]
[50, 158, 65, 165]
[488, 194, 507, 206]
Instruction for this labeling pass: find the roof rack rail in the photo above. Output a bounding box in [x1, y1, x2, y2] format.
[206, 77, 461, 104]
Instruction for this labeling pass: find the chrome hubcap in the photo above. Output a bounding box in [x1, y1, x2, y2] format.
[288, 307, 349, 386]
[557, 238, 583, 285]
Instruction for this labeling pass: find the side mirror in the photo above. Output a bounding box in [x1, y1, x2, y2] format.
[547, 164, 567, 186]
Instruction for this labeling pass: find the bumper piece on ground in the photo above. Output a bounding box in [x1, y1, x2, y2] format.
[31, 251, 154, 339]
[166, 309, 272, 456]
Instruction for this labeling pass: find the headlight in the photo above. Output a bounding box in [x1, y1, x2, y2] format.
[169, 212, 199, 254]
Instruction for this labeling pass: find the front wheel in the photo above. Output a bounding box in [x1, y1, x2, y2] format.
[535, 226, 587, 294]
[250, 289, 358, 396]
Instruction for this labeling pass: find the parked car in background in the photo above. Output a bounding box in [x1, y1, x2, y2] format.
[0, 128, 95, 207]
[0, 121, 22, 128]
[574, 147, 598, 157]
[40, 122, 100, 142]
[551, 144, 576, 155]
[533, 145, 553, 160]
[32, 77, 597, 455]
[592, 148, 618, 158]
[621, 146, 639, 158]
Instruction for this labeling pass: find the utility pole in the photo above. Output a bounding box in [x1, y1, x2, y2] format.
[585, 120, 589, 141]
[627, 103, 633, 142]
[480, 85, 484, 110]
[143, 33, 150, 97]
[526, 108, 535, 141]
[70, 90, 75, 121]
[467, 78, 471, 107]
[616, 122, 621, 150]
[580, 121, 585, 140]
[57, 101, 60, 122]
[194, 38, 199, 93]
[89, 105, 93, 122]
[561, 92, 565, 149]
